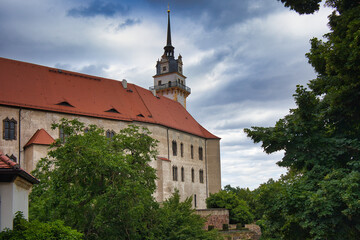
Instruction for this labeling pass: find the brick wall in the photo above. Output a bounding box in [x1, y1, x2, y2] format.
[195, 208, 229, 229]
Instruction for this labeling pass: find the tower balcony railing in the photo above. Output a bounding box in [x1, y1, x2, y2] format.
[150, 81, 191, 94]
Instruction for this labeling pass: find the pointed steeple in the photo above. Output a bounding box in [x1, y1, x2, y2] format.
[164, 7, 174, 58]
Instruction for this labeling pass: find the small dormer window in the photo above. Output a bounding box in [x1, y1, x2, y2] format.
[158, 80, 162, 85]
[163, 66, 166, 71]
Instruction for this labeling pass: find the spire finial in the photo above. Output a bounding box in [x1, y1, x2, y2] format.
[168, 3, 170, 13]
[164, 5, 174, 58]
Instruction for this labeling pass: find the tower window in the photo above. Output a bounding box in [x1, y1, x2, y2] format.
[172, 165, 178, 181]
[191, 145, 194, 159]
[199, 147, 203, 160]
[181, 167, 185, 182]
[172, 140, 177, 156]
[191, 168, 195, 182]
[180, 143, 184, 157]
[179, 67, 182, 73]
[162, 66, 167, 71]
[158, 80, 162, 85]
[199, 169, 204, 183]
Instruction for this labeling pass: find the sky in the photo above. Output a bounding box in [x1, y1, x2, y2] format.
[0, 0, 333, 189]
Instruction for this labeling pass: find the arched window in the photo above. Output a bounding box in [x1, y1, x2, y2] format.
[191, 168, 195, 182]
[172, 165, 178, 181]
[106, 130, 115, 139]
[199, 169, 204, 183]
[3, 118, 17, 140]
[181, 167, 185, 182]
[172, 140, 177, 156]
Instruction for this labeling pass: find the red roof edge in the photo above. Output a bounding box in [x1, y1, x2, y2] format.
[0, 151, 39, 184]
[24, 129, 55, 148]
[157, 156, 171, 162]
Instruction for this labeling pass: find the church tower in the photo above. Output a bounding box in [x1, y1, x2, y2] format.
[150, 8, 191, 108]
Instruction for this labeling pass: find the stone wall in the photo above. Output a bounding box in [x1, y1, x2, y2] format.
[195, 208, 229, 229]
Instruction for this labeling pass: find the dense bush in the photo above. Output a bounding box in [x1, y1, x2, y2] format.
[206, 190, 254, 225]
[0, 212, 83, 240]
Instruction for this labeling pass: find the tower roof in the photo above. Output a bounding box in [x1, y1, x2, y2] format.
[164, 8, 174, 58]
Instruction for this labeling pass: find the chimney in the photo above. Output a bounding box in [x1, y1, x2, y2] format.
[122, 79, 127, 89]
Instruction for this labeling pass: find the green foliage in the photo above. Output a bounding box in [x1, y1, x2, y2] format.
[0, 212, 83, 240]
[154, 190, 222, 240]
[30, 119, 159, 239]
[245, 1, 360, 239]
[206, 190, 254, 225]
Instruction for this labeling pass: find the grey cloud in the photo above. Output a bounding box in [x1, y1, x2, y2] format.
[68, 0, 129, 18]
[117, 18, 141, 30]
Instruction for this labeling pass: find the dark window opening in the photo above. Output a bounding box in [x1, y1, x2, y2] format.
[172, 165, 178, 181]
[191, 145, 194, 159]
[191, 168, 195, 182]
[3, 118, 17, 140]
[180, 143, 184, 157]
[163, 66, 166, 71]
[181, 167, 184, 182]
[55, 101, 74, 107]
[199, 169, 204, 183]
[172, 140, 177, 156]
[194, 194, 197, 208]
[199, 147, 203, 160]
[137, 114, 145, 118]
[158, 80, 162, 85]
[105, 108, 120, 114]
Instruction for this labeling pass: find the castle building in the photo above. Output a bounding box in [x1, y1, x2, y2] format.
[0, 10, 221, 209]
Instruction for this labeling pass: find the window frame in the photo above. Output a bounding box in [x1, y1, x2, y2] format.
[172, 165, 178, 181]
[3, 117, 17, 140]
[199, 147, 203, 160]
[181, 167, 185, 182]
[191, 168, 195, 182]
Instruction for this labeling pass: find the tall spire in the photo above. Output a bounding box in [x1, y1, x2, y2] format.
[164, 6, 174, 58]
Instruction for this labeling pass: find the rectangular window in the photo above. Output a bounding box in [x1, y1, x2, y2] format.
[162, 66, 166, 71]
[158, 80, 162, 85]
[3, 118, 17, 140]
[194, 194, 197, 208]
[172, 140, 177, 156]
[199, 169, 204, 183]
[181, 143, 184, 157]
[191, 145, 194, 159]
[172, 166, 178, 181]
[191, 168, 194, 182]
[199, 147, 203, 160]
[181, 167, 184, 182]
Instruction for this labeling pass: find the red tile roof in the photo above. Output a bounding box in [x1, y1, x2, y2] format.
[24, 129, 55, 148]
[0, 152, 18, 169]
[0, 57, 219, 139]
[0, 151, 39, 184]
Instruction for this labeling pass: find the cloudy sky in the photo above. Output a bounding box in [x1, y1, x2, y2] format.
[0, 0, 333, 189]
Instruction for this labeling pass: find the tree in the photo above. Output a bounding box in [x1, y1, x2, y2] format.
[245, 1, 360, 239]
[30, 119, 159, 240]
[206, 190, 254, 225]
[155, 190, 222, 240]
[0, 212, 83, 240]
